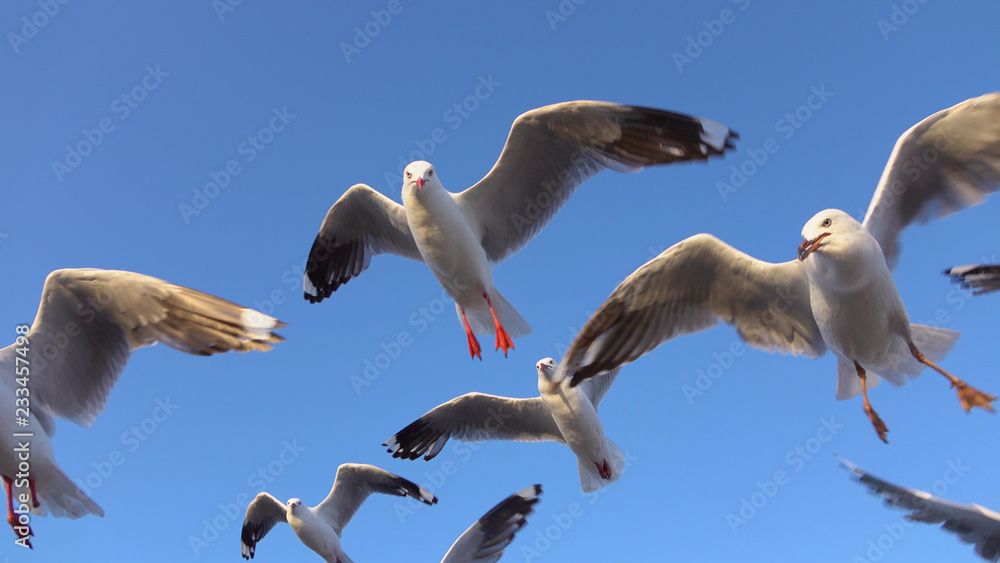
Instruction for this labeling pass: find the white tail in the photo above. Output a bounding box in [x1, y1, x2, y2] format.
[454, 288, 532, 338]
[33, 463, 104, 519]
[834, 324, 960, 400]
[577, 438, 626, 493]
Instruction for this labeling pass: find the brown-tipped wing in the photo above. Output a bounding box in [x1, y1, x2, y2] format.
[303, 184, 422, 303]
[24, 268, 285, 427]
[558, 233, 826, 385]
[455, 101, 739, 264]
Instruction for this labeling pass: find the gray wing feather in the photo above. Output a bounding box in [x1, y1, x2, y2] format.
[455, 101, 738, 263]
[240, 493, 288, 559]
[441, 485, 542, 563]
[24, 269, 284, 427]
[304, 184, 422, 302]
[559, 234, 826, 385]
[383, 394, 564, 461]
[863, 92, 1000, 268]
[842, 458, 1000, 562]
[315, 463, 437, 536]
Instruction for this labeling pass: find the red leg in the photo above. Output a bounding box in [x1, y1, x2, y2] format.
[482, 292, 514, 357]
[4, 475, 32, 548]
[461, 308, 482, 361]
[28, 477, 39, 509]
[594, 460, 612, 480]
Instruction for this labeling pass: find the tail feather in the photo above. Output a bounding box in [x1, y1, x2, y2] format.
[836, 324, 960, 400]
[455, 288, 532, 338]
[33, 463, 104, 519]
[577, 438, 626, 493]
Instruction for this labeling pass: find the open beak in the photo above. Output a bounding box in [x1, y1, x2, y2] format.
[416, 177, 424, 191]
[797, 232, 831, 261]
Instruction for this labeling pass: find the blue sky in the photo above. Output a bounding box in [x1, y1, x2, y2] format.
[2, 1, 1000, 561]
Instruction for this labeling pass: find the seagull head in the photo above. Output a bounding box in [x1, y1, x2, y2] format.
[287, 498, 303, 512]
[536, 357, 564, 393]
[798, 209, 861, 262]
[403, 161, 440, 193]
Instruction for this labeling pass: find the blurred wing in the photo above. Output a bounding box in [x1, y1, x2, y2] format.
[863, 92, 1000, 268]
[315, 463, 437, 536]
[303, 184, 422, 302]
[559, 233, 826, 385]
[841, 458, 1000, 562]
[24, 268, 284, 427]
[946, 264, 1000, 295]
[383, 393, 563, 461]
[440, 485, 542, 563]
[577, 366, 621, 409]
[455, 101, 738, 263]
[240, 493, 288, 559]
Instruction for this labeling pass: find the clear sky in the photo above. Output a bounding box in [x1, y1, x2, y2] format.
[2, 1, 1000, 562]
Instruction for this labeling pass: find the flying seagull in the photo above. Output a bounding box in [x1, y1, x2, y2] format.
[440, 484, 542, 563]
[946, 264, 1000, 294]
[384, 358, 624, 493]
[555, 92, 1000, 443]
[303, 100, 738, 359]
[840, 457, 1000, 561]
[240, 463, 437, 562]
[0, 268, 285, 547]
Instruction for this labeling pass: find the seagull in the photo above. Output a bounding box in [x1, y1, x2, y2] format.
[947, 264, 1000, 294]
[384, 358, 624, 493]
[555, 92, 1000, 443]
[441, 484, 542, 563]
[303, 100, 738, 359]
[840, 457, 1000, 562]
[0, 268, 285, 548]
[240, 463, 438, 562]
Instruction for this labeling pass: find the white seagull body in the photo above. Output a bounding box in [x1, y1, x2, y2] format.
[441, 484, 542, 563]
[841, 457, 1000, 561]
[384, 358, 624, 493]
[0, 268, 285, 547]
[303, 100, 738, 359]
[240, 463, 437, 562]
[556, 92, 1000, 441]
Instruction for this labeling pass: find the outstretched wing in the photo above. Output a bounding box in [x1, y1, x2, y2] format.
[440, 485, 542, 563]
[303, 184, 422, 302]
[455, 101, 738, 263]
[946, 264, 1000, 295]
[315, 463, 437, 536]
[383, 393, 563, 461]
[559, 233, 825, 386]
[240, 493, 288, 560]
[863, 92, 1000, 268]
[842, 458, 1000, 562]
[24, 268, 284, 427]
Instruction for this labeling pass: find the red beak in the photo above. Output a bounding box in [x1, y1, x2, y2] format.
[797, 232, 831, 261]
[416, 177, 424, 190]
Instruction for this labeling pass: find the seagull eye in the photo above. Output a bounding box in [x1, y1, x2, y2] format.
[428, 170, 434, 177]
[405, 171, 412, 179]
[821, 218, 832, 228]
